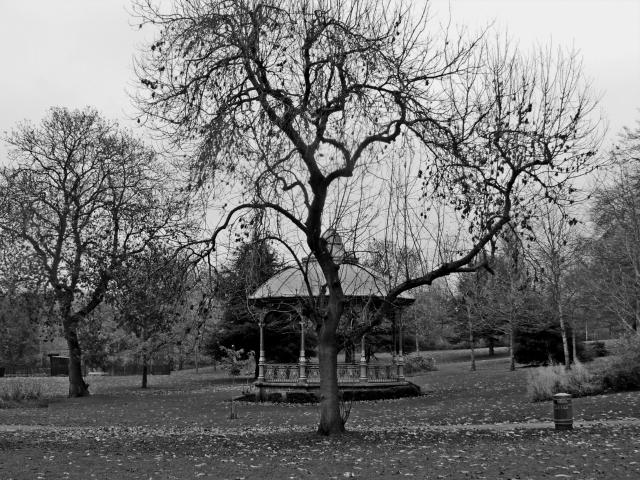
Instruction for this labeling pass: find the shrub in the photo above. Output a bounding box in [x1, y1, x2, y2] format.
[514, 325, 583, 366]
[266, 392, 283, 402]
[591, 341, 608, 357]
[219, 346, 255, 377]
[403, 354, 437, 375]
[528, 337, 640, 401]
[600, 337, 640, 392]
[286, 391, 317, 403]
[0, 380, 44, 407]
[526, 362, 602, 401]
[578, 341, 608, 363]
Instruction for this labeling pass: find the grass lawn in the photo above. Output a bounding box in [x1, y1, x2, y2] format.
[1, 357, 639, 479]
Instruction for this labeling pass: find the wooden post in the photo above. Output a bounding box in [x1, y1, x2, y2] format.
[359, 335, 367, 382]
[258, 313, 266, 381]
[299, 317, 307, 382]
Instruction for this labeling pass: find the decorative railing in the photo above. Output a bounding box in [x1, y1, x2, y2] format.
[262, 362, 400, 384]
[336, 363, 361, 383]
[303, 363, 361, 384]
[264, 363, 300, 383]
[305, 364, 320, 383]
[367, 364, 399, 383]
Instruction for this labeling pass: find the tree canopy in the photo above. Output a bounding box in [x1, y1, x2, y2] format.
[0, 107, 189, 396]
[134, 0, 602, 434]
[110, 243, 193, 387]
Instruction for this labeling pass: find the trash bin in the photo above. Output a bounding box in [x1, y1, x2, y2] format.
[553, 392, 573, 430]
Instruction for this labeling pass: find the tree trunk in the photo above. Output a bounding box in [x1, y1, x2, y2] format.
[141, 356, 148, 389]
[585, 318, 588, 342]
[63, 319, 89, 397]
[317, 322, 344, 436]
[509, 325, 516, 372]
[195, 339, 199, 374]
[344, 343, 354, 364]
[571, 325, 578, 364]
[558, 300, 571, 371]
[466, 304, 476, 372]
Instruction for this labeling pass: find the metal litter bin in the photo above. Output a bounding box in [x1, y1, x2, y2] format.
[553, 392, 573, 430]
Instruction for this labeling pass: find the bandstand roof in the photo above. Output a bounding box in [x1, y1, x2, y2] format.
[249, 259, 414, 306]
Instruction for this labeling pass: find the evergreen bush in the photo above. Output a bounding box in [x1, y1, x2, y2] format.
[514, 324, 583, 365]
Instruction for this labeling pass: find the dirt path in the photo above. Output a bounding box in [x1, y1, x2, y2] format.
[3, 417, 639, 434]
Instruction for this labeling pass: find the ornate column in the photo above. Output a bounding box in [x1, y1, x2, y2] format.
[391, 314, 397, 366]
[298, 317, 307, 382]
[359, 335, 367, 382]
[396, 310, 405, 381]
[257, 312, 266, 382]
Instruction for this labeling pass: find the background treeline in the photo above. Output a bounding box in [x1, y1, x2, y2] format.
[1, 115, 639, 386]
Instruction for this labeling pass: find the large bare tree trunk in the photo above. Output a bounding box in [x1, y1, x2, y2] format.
[63, 319, 89, 397]
[317, 321, 344, 435]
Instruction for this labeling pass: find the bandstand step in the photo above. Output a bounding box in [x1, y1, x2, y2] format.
[236, 381, 422, 403]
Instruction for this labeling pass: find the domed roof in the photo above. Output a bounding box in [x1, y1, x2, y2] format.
[249, 258, 414, 305]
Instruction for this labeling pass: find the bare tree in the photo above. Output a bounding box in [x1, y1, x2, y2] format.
[493, 235, 530, 371]
[588, 125, 640, 334]
[528, 203, 585, 370]
[134, 0, 600, 434]
[454, 270, 493, 371]
[407, 282, 452, 351]
[110, 243, 193, 388]
[472, 232, 532, 371]
[0, 107, 187, 396]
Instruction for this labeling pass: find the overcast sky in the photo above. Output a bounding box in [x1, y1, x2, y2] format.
[1, 0, 639, 162]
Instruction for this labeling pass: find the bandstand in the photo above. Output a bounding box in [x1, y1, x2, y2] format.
[246, 254, 421, 402]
